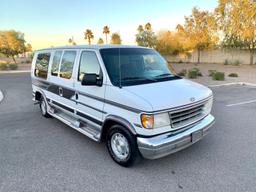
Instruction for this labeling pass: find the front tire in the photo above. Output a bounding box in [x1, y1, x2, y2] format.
[106, 125, 141, 167]
[39, 97, 51, 118]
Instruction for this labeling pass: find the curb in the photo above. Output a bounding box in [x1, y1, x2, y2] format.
[0, 70, 30, 74]
[0, 90, 3, 103]
[208, 82, 256, 88]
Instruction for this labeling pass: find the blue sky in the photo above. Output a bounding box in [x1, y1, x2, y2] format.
[1, 0, 217, 49]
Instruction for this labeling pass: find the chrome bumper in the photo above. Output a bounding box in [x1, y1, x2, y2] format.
[137, 114, 215, 159]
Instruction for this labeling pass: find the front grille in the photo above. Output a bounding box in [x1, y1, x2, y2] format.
[169, 103, 206, 129]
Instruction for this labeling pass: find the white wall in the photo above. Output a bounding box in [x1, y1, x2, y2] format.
[164, 49, 256, 65]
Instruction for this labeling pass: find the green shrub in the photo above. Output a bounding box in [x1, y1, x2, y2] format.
[188, 68, 203, 79]
[224, 59, 229, 65]
[234, 60, 240, 65]
[0, 64, 8, 70]
[177, 69, 187, 76]
[212, 72, 225, 81]
[188, 69, 198, 79]
[228, 73, 238, 77]
[9, 63, 18, 70]
[208, 70, 217, 76]
[193, 68, 202, 76]
[26, 59, 31, 64]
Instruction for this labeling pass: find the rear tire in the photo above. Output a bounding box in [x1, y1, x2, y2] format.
[106, 124, 141, 167]
[39, 97, 51, 118]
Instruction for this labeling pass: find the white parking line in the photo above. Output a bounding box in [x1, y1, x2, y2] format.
[209, 82, 256, 88]
[0, 90, 3, 103]
[226, 99, 256, 107]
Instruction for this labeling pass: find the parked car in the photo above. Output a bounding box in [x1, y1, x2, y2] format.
[31, 45, 215, 167]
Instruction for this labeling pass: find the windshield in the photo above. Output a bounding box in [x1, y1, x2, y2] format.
[100, 48, 179, 86]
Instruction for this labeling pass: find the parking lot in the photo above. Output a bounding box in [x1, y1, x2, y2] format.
[0, 73, 256, 192]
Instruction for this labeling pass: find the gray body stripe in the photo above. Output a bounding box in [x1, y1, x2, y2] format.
[32, 78, 212, 114]
[32, 78, 143, 113]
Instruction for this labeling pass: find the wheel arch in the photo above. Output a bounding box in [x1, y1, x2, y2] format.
[100, 115, 137, 142]
[34, 89, 48, 106]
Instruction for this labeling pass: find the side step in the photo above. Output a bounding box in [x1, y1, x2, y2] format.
[49, 107, 101, 142]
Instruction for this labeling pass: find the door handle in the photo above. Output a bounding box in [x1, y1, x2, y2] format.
[59, 87, 63, 97]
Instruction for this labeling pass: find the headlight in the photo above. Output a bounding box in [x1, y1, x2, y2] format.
[141, 113, 170, 129]
[203, 97, 213, 115]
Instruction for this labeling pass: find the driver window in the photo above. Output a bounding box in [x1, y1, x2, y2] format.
[78, 51, 101, 81]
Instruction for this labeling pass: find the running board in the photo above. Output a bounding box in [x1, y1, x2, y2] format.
[49, 108, 101, 142]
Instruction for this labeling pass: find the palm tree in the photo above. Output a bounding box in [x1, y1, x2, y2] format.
[145, 22, 152, 31]
[68, 36, 76, 45]
[103, 26, 110, 44]
[68, 38, 73, 44]
[84, 29, 94, 45]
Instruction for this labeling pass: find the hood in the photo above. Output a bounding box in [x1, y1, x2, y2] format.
[123, 79, 212, 111]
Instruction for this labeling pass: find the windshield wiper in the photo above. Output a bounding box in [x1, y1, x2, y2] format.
[122, 77, 157, 81]
[155, 73, 173, 78]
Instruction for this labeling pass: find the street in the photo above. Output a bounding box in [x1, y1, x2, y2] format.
[0, 73, 255, 192]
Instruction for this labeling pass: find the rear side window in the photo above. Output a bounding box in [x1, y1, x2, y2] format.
[35, 53, 51, 79]
[51, 51, 62, 76]
[60, 51, 76, 79]
[78, 51, 101, 81]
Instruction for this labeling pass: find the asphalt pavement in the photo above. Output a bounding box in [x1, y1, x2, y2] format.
[0, 73, 255, 192]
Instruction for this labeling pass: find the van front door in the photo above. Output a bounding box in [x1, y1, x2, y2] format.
[74, 50, 105, 131]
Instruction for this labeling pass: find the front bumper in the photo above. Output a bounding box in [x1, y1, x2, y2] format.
[137, 114, 215, 159]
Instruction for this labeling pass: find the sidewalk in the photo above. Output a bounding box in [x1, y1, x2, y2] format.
[172, 63, 256, 86]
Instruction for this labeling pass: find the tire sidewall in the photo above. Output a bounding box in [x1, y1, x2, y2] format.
[107, 125, 140, 167]
[39, 96, 51, 118]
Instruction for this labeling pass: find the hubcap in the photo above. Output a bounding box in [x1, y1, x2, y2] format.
[111, 133, 130, 160]
[41, 99, 46, 115]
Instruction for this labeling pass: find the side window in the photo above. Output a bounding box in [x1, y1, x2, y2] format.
[60, 51, 76, 79]
[35, 53, 51, 79]
[78, 51, 101, 81]
[51, 51, 62, 76]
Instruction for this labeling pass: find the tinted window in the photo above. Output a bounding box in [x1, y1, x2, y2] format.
[51, 51, 62, 76]
[35, 53, 51, 79]
[100, 48, 177, 86]
[60, 51, 76, 79]
[78, 51, 101, 81]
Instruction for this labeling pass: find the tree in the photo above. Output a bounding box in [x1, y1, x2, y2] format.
[26, 43, 32, 52]
[103, 26, 110, 44]
[97, 38, 104, 44]
[156, 31, 183, 55]
[110, 33, 122, 44]
[135, 23, 157, 48]
[137, 25, 144, 33]
[145, 22, 152, 30]
[84, 29, 94, 45]
[68, 36, 76, 45]
[177, 8, 218, 63]
[215, 0, 256, 64]
[0, 30, 26, 63]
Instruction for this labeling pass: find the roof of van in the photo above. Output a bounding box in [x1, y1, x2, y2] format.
[36, 44, 150, 52]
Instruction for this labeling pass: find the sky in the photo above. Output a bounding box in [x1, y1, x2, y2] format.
[1, 0, 218, 50]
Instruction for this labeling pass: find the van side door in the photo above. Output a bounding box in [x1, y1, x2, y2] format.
[74, 50, 106, 130]
[47, 49, 78, 114]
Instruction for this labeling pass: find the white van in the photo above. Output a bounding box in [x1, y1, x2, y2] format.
[31, 45, 215, 166]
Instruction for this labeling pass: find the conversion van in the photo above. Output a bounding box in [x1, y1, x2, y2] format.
[31, 45, 215, 167]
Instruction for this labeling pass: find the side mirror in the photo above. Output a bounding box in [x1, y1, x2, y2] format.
[81, 73, 103, 86]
